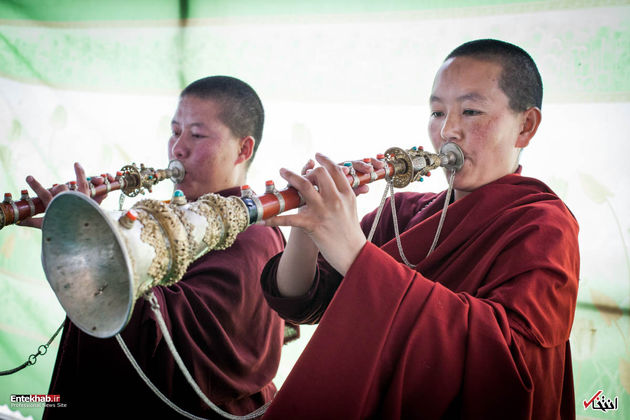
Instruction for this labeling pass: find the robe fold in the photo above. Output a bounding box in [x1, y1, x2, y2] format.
[43, 187, 285, 420]
[261, 173, 579, 419]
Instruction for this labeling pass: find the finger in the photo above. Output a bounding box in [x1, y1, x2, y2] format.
[279, 168, 321, 205]
[301, 159, 315, 176]
[264, 213, 310, 230]
[89, 172, 115, 184]
[89, 175, 104, 186]
[87, 177, 109, 204]
[353, 184, 370, 196]
[315, 153, 353, 195]
[304, 165, 349, 183]
[51, 184, 69, 195]
[371, 158, 386, 170]
[17, 216, 43, 229]
[85, 174, 110, 204]
[98, 172, 115, 183]
[334, 161, 352, 176]
[74, 162, 90, 195]
[303, 165, 348, 204]
[26, 176, 53, 207]
[352, 159, 374, 174]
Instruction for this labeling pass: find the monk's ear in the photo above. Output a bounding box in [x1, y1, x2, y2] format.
[515, 107, 541, 148]
[235, 136, 255, 165]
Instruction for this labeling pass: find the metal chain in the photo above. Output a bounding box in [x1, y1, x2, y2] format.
[366, 179, 393, 243]
[0, 321, 64, 376]
[426, 169, 456, 257]
[117, 291, 269, 420]
[389, 181, 417, 269]
[118, 192, 126, 211]
[366, 179, 417, 268]
[367, 169, 457, 268]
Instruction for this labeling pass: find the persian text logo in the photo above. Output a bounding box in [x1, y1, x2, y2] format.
[583, 390, 619, 413]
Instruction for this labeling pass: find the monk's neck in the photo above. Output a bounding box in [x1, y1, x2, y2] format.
[454, 189, 468, 201]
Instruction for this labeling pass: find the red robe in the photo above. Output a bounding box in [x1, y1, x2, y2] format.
[43, 187, 285, 420]
[261, 173, 579, 419]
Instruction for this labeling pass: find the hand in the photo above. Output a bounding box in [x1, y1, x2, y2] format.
[302, 157, 386, 197]
[20, 162, 109, 229]
[265, 153, 367, 276]
[87, 172, 115, 205]
[345, 157, 386, 197]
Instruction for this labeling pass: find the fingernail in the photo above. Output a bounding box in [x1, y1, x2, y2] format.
[26, 176, 33, 182]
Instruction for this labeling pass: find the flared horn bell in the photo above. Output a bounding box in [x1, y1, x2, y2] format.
[41, 190, 250, 338]
[42, 191, 135, 338]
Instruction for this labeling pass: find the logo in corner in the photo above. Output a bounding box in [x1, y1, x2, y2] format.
[583, 390, 619, 412]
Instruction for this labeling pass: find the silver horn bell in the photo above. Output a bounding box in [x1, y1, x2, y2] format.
[42, 192, 134, 338]
[42, 188, 249, 338]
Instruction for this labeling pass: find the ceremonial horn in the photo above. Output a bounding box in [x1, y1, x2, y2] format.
[1, 160, 185, 230]
[41, 143, 464, 338]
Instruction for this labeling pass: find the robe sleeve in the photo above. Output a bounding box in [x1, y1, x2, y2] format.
[262, 200, 579, 419]
[260, 253, 343, 325]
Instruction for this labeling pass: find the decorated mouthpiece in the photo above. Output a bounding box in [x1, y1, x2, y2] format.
[167, 160, 186, 183]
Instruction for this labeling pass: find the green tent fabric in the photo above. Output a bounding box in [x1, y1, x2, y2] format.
[1, 1, 629, 419]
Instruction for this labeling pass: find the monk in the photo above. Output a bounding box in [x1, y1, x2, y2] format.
[23, 76, 286, 419]
[260, 39, 579, 419]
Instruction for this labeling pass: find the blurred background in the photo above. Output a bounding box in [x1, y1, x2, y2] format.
[0, 1, 629, 418]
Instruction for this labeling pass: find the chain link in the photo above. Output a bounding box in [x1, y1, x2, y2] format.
[426, 169, 456, 257]
[367, 169, 457, 268]
[0, 320, 64, 376]
[389, 181, 417, 268]
[118, 191, 126, 211]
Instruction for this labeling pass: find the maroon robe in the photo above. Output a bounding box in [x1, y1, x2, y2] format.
[261, 172, 579, 419]
[43, 187, 285, 419]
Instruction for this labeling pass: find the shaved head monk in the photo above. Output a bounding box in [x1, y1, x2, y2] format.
[260, 39, 578, 419]
[24, 76, 286, 419]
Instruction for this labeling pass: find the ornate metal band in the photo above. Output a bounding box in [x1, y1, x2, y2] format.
[133, 199, 192, 289]
[26, 198, 36, 216]
[272, 191, 285, 214]
[249, 195, 264, 223]
[10, 202, 19, 223]
[197, 194, 249, 250]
